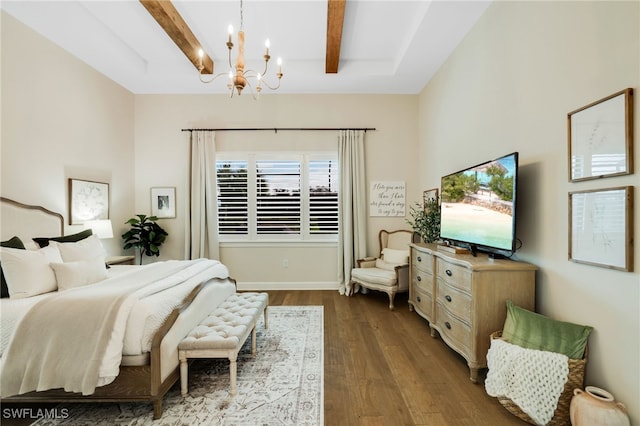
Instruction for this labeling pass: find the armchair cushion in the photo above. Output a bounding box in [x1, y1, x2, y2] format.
[351, 267, 397, 287]
[375, 258, 403, 271]
[382, 248, 409, 264]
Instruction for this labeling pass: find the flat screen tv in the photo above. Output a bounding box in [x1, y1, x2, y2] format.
[439, 152, 519, 257]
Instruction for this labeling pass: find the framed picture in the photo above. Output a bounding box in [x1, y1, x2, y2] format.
[567, 88, 634, 182]
[151, 187, 176, 218]
[423, 188, 439, 213]
[68, 179, 109, 225]
[569, 186, 634, 272]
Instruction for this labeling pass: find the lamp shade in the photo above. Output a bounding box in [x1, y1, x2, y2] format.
[83, 219, 114, 239]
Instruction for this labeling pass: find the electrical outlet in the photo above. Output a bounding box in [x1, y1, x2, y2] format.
[282, 259, 289, 268]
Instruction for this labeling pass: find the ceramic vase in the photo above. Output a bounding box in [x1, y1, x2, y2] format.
[570, 386, 630, 426]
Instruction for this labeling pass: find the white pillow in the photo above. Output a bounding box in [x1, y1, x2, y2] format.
[50, 257, 108, 291]
[382, 248, 409, 264]
[375, 258, 400, 271]
[0, 247, 57, 298]
[52, 234, 106, 263]
[38, 244, 63, 263]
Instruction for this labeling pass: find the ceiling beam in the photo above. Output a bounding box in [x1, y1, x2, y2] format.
[325, 0, 346, 74]
[139, 0, 213, 74]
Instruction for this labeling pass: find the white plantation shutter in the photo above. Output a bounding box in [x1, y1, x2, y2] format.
[215, 153, 339, 241]
[309, 158, 339, 235]
[256, 160, 301, 235]
[216, 161, 248, 235]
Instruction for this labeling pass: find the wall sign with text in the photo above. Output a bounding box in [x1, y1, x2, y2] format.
[369, 181, 406, 217]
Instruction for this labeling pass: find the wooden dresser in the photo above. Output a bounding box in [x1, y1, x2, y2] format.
[408, 243, 536, 382]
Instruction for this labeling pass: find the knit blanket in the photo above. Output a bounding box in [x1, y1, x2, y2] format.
[485, 338, 569, 425]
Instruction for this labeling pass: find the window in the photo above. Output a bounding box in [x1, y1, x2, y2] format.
[216, 153, 339, 241]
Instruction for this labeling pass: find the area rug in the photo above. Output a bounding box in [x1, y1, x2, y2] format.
[33, 306, 324, 426]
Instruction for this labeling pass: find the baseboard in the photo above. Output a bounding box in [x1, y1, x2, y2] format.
[236, 281, 340, 291]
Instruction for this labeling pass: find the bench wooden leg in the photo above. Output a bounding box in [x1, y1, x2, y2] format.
[229, 355, 237, 396]
[153, 399, 163, 419]
[251, 326, 257, 355]
[264, 306, 269, 329]
[179, 355, 188, 396]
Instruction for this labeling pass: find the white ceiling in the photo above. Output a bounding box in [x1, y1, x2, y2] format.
[1, 0, 491, 95]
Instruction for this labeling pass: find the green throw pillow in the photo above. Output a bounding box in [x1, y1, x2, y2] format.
[502, 300, 592, 359]
[1, 236, 26, 298]
[33, 229, 93, 248]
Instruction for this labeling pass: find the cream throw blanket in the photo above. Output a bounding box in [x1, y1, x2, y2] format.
[485, 338, 569, 426]
[1, 259, 228, 397]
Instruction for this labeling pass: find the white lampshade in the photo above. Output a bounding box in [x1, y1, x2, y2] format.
[84, 219, 114, 239]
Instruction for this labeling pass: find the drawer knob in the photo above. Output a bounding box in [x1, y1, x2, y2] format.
[446, 269, 453, 277]
[417, 275, 422, 282]
[445, 321, 452, 330]
[417, 256, 422, 262]
[417, 296, 421, 303]
[445, 295, 452, 302]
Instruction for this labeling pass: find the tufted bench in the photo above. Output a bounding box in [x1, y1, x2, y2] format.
[178, 292, 269, 396]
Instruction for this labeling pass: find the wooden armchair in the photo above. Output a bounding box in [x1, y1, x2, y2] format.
[349, 229, 412, 310]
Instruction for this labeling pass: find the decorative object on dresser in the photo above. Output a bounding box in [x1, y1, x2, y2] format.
[122, 214, 168, 265]
[406, 187, 440, 244]
[350, 229, 412, 310]
[408, 242, 536, 382]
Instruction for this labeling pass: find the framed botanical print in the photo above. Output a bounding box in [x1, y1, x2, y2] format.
[68, 178, 109, 225]
[568, 88, 634, 182]
[569, 186, 634, 271]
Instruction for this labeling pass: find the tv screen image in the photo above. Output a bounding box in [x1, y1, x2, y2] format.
[439, 152, 518, 255]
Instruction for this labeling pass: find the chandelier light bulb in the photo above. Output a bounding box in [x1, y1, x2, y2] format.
[197, 48, 204, 69]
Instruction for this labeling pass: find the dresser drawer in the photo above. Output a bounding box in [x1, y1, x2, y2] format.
[437, 279, 471, 322]
[413, 269, 433, 295]
[413, 287, 433, 319]
[412, 250, 434, 274]
[436, 302, 471, 355]
[436, 259, 472, 292]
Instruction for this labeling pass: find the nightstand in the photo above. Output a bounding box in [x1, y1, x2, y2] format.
[106, 255, 136, 266]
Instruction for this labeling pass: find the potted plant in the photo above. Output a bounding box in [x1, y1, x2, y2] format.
[122, 214, 168, 265]
[406, 197, 440, 243]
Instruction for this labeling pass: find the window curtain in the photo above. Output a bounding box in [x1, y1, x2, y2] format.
[184, 131, 220, 260]
[337, 130, 367, 295]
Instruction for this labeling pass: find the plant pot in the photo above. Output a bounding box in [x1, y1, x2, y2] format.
[570, 386, 630, 426]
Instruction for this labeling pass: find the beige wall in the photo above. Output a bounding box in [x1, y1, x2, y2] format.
[134, 94, 419, 287]
[1, 12, 135, 255]
[418, 1, 639, 421]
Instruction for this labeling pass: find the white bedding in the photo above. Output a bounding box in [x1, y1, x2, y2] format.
[0, 259, 234, 395]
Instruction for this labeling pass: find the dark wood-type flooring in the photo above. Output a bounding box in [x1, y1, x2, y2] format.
[2, 290, 525, 425]
[268, 290, 524, 426]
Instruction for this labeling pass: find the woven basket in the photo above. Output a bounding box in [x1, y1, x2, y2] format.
[490, 331, 587, 426]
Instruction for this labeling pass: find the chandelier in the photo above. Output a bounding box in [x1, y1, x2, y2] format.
[197, 0, 283, 98]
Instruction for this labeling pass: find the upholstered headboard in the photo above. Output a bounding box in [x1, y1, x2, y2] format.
[1, 197, 64, 244]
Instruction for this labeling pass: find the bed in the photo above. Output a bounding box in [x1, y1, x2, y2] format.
[0, 197, 237, 418]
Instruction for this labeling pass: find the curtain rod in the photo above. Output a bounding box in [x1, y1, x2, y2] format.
[181, 127, 376, 133]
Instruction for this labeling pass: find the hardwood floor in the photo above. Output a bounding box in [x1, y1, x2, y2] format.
[266, 289, 524, 426]
[2, 290, 525, 425]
